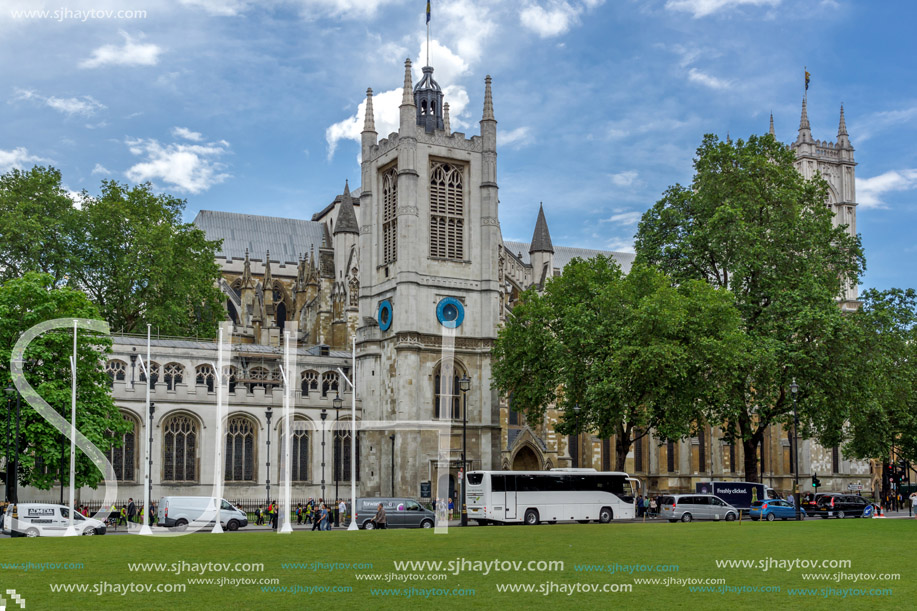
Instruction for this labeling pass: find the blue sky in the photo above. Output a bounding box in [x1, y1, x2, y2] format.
[2, 0, 915, 291]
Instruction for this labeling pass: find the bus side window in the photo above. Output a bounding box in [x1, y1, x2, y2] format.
[492, 475, 505, 492]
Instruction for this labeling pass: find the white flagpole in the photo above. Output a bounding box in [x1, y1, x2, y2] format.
[65, 320, 78, 536]
[349, 335, 357, 530]
[279, 330, 294, 534]
[139, 325, 153, 535]
[211, 326, 225, 533]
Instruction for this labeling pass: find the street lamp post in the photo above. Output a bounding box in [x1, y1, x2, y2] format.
[265, 406, 273, 506]
[5, 386, 12, 502]
[389, 434, 395, 497]
[459, 374, 470, 527]
[790, 379, 801, 521]
[573, 405, 581, 468]
[333, 393, 342, 526]
[320, 408, 328, 501]
[148, 402, 155, 523]
[6, 387, 21, 505]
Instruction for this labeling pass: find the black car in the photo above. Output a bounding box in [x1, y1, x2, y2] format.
[812, 494, 869, 518]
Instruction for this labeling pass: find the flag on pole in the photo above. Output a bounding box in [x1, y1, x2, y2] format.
[805, 69, 810, 91]
[427, 0, 431, 24]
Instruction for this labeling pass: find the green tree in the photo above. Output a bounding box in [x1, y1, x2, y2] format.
[635, 134, 865, 482]
[72, 180, 225, 336]
[839, 288, 917, 465]
[0, 272, 129, 491]
[492, 257, 741, 470]
[0, 166, 77, 284]
[0, 166, 225, 337]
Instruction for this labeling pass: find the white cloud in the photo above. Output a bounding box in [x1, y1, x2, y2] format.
[605, 237, 636, 254]
[0, 147, 50, 172]
[179, 0, 252, 15]
[124, 134, 230, 194]
[856, 169, 917, 209]
[12, 88, 106, 117]
[64, 187, 88, 210]
[520, 1, 582, 38]
[687, 67, 730, 90]
[92, 163, 111, 175]
[664, 0, 780, 18]
[609, 170, 639, 187]
[172, 126, 204, 142]
[499, 126, 534, 149]
[601, 210, 642, 225]
[80, 31, 162, 69]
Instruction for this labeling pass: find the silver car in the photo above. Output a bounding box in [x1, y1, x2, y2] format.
[659, 494, 738, 522]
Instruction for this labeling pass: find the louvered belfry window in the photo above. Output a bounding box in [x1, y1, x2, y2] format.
[382, 167, 398, 264]
[430, 161, 465, 260]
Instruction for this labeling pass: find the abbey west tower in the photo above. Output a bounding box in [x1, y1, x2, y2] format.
[356, 60, 503, 497]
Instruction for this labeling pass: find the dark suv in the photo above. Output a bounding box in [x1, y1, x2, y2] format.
[813, 494, 870, 519]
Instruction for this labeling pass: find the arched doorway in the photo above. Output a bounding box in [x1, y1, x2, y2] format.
[512, 445, 540, 471]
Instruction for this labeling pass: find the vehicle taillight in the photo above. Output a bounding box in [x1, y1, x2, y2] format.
[671, 503, 676, 509]
[830, 498, 835, 507]
[164, 508, 168, 517]
[762, 503, 768, 509]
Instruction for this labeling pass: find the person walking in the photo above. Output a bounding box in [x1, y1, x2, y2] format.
[372, 503, 387, 530]
[118, 505, 127, 526]
[649, 496, 657, 518]
[448, 498, 454, 521]
[319, 504, 330, 531]
[339, 498, 347, 527]
[270, 500, 279, 530]
[255, 505, 264, 526]
[296, 503, 303, 525]
[127, 498, 136, 524]
[312, 503, 322, 531]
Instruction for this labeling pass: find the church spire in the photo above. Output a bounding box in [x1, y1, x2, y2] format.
[838, 103, 848, 136]
[797, 96, 811, 142]
[334, 180, 360, 235]
[482, 75, 495, 121]
[263, 250, 273, 288]
[443, 102, 451, 135]
[529, 203, 554, 254]
[363, 88, 375, 132]
[241, 248, 255, 290]
[402, 58, 414, 105]
[769, 112, 775, 136]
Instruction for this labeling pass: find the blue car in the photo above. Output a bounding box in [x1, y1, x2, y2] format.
[749, 500, 807, 521]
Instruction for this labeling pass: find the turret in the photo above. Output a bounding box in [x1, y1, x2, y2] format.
[400, 59, 415, 134]
[362, 88, 377, 157]
[529, 203, 555, 289]
[414, 65, 445, 132]
[796, 97, 812, 144]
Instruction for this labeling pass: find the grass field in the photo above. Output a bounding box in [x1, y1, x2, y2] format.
[2, 519, 913, 610]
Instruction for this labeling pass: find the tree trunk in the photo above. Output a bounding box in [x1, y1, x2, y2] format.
[742, 437, 760, 483]
[615, 422, 632, 473]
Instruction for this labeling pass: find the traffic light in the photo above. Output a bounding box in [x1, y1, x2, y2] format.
[812, 473, 821, 489]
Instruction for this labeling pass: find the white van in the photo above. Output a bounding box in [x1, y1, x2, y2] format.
[2, 503, 107, 537]
[158, 497, 248, 531]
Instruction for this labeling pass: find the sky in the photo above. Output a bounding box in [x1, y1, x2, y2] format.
[2, 0, 916, 291]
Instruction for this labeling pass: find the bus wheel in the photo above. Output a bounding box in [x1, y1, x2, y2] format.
[599, 507, 613, 524]
[524, 509, 540, 525]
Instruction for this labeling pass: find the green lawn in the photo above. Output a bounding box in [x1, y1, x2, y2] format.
[2, 519, 913, 610]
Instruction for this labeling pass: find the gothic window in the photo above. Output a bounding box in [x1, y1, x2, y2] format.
[333, 427, 360, 482]
[321, 371, 339, 398]
[433, 364, 463, 420]
[429, 161, 465, 261]
[226, 365, 237, 394]
[349, 275, 359, 307]
[195, 364, 215, 392]
[666, 440, 676, 473]
[139, 361, 160, 389]
[163, 414, 198, 482]
[382, 167, 398, 264]
[832, 446, 840, 474]
[248, 366, 273, 393]
[698, 428, 706, 472]
[225, 416, 256, 482]
[290, 423, 310, 482]
[634, 432, 644, 472]
[163, 362, 184, 391]
[105, 360, 127, 386]
[301, 370, 319, 396]
[106, 412, 137, 482]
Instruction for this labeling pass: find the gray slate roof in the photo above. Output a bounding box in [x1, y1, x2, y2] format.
[194, 210, 326, 265]
[504, 240, 636, 274]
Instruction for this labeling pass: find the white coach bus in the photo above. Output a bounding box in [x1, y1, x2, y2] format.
[465, 469, 641, 525]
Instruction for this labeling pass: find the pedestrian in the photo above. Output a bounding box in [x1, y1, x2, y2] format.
[127, 497, 136, 523]
[372, 503, 387, 530]
[649, 496, 657, 518]
[296, 503, 303, 525]
[448, 498, 454, 520]
[270, 500, 278, 530]
[320, 503, 330, 530]
[312, 503, 322, 531]
[118, 505, 127, 526]
[255, 505, 264, 526]
[636, 495, 644, 518]
[339, 498, 347, 527]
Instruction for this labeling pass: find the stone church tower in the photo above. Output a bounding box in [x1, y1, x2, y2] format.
[789, 99, 859, 310]
[355, 60, 503, 498]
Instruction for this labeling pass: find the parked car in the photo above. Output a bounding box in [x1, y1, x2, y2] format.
[658, 494, 739, 522]
[812, 494, 870, 519]
[355, 498, 435, 529]
[749, 499, 807, 521]
[2, 503, 107, 537]
[800, 492, 830, 514]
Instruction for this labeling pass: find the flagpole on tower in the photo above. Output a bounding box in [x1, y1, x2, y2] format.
[426, 0, 431, 67]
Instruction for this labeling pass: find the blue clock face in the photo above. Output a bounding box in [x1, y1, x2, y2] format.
[436, 297, 465, 329]
[378, 300, 393, 331]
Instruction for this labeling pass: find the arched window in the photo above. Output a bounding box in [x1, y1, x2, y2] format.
[433, 364, 463, 420]
[429, 161, 465, 261]
[163, 362, 184, 391]
[139, 361, 160, 389]
[321, 372, 338, 398]
[163, 414, 198, 482]
[382, 167, 398, 264]
[278, 420, 311, 482]
[276, 301, 287, 331]
[195, 364, 215, 392]
[106, 412, 137, 481]
[225, 416, 256, 482]
[248, 366, 273, 393]
[105, 360, 127, 386]
[333, 423, 360, 482]
[226, 365, 238, 394]
[301, 370, 319, 396]
[227, 300, 239, 324]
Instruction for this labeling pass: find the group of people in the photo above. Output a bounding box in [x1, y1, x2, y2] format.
[77, 498, 156, 527]
[635, 495, 659, 518]
[254, 498, 348, 530]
